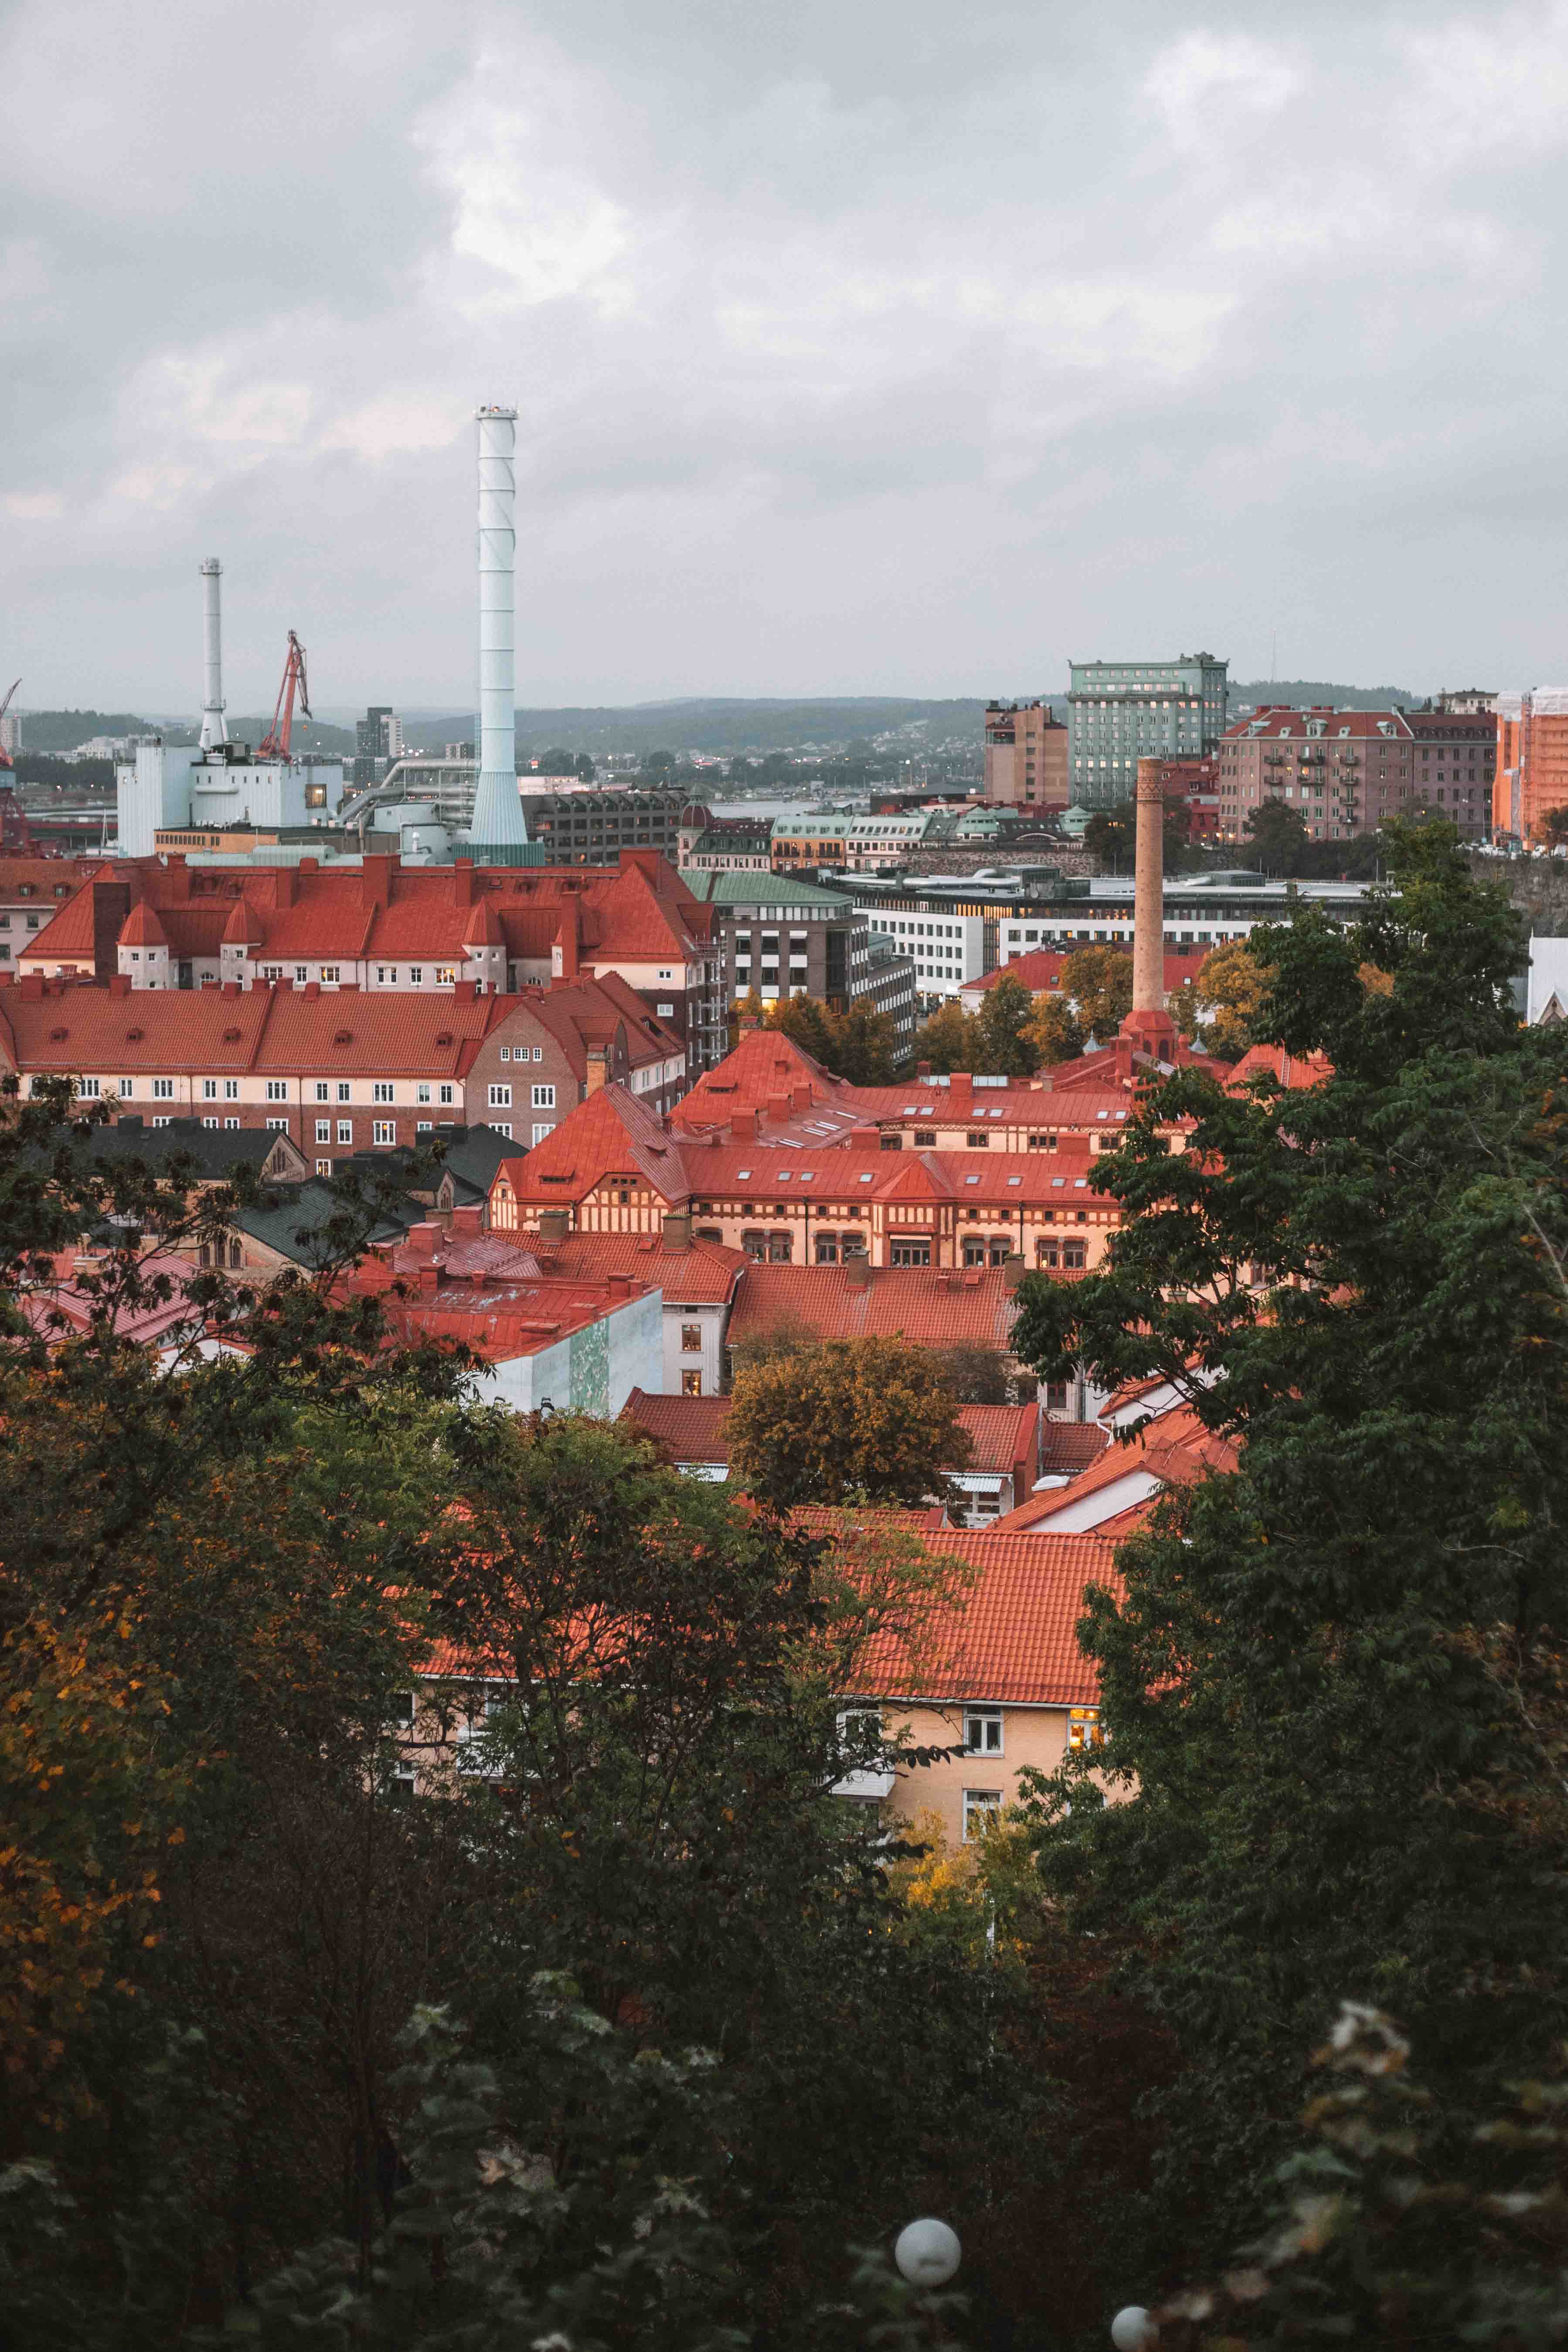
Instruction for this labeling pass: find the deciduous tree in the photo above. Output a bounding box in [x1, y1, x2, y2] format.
[727, 1335, 972, 1508]
[1059, 945, 1133, 1038]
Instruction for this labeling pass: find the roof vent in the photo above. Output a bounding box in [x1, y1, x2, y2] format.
[126, 1026, 143, 1041]
[334, 1029, 353, 1046]
[435, 1030, 453, 1046]
[223, 1025, 242, 1042]
[49, 1025, 68, 1041]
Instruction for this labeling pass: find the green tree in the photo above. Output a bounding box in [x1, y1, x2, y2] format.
[973, 971, 1040, 1078]
[1020, 992, 1085, 1068]
[1059, 945, 1133, 1037]
[1244, 796, 1310, 871]
[727, 1335, 972, 1508]
[1007, 822, 1568, 2263]
[535, 745, 578, 775]
[830, 996, 901, 1084]
[767, 991, 838, 1065]
[933, 1345, 1017, 1404]
[916, 1000, 978, 1075]
[1541, 803, 1568, 846]
[1168, 936, 1273, 1059]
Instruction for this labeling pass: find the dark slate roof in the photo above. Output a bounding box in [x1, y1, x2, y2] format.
[84, 1115, 289, 1181]
[232, 1178, 408, 1267]
[430, 1123, 519, 1205]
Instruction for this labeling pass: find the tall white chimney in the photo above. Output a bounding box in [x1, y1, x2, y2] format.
[466, 405, 531, 855]
[199, 558, 228, 752]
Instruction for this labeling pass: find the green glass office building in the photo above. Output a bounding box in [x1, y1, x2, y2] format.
[1068, 652, 1229, 808]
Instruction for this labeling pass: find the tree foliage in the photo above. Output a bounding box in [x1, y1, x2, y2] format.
[727, 1336, 972, 1508]
[1007, 821, 1568, 2262]
[1059, 946, 1133, 1038]
[765, 993, 902, 1083]
[1167, 937, 1273, 1059]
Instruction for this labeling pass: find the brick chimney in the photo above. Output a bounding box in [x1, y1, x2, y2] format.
[606, 1271, 633, 1300]
[449, 1204, 484, 1237]
[917, 1060, 932, 1080]
[732, 1108, 757, 1139]
[361, 852, 394, 909]
[417, 1262, 441, 1297]
[661, 1211, 692, 1252]
[405, 1222, 442, 1259]
[586, 1046, 609, 1094]
[1003, 1253, 1026, 1291]
[538, 1208, 571, 1243]
[845, 1251, 872, 1290]
[790, 1085, 811, 1112]
[768, 1093, 789, 1121]
[453, 860, 475, 909]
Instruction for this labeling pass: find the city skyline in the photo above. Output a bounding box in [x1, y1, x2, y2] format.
[6, 0, 1568, 708]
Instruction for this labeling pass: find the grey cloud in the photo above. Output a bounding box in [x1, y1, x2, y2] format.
[3, 0, 1568, 710]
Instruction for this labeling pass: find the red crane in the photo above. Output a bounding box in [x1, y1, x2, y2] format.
[0, 679, 34, 853]
[257, 631, 310, 759]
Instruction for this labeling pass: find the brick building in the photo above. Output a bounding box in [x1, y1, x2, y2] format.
[0, 971, 684, 1172]
[1216, 706, 1495, 844]
[19, 849, 728, 1076]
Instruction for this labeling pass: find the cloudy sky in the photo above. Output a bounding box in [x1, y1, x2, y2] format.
[4, 0, 1567, 715]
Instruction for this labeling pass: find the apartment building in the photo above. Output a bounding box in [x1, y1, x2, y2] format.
[1216, 707, 1495, 842]
[20, 850, 728, 1076]
[0, 971, 684, 1172]
[983, 703, 1070, 810]
[0, 856, 102, 974]
[1068, 653, 1229, 809]
[487, 1082, 1119, 1274]
[770, 809, 956, 873]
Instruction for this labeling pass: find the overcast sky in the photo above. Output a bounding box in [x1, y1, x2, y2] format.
[4, 0, 1567, 715]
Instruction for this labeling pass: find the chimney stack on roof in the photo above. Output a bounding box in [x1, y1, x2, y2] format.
[845, 1252, 873, 1290]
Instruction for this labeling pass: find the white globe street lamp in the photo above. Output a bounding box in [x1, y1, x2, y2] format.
[894, 2218, 961, 2288]
[1110, 2306, 1157, 2350]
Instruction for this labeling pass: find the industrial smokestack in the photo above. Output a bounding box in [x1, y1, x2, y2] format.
[466, 405, 531, 858]
[199, 558, 228, 752]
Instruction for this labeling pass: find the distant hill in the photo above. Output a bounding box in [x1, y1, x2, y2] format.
[11, 710, 164, 755]
[226, 716, 357, 758]
[397, 698, 993, 757]
[1229, 679, 1427, 712]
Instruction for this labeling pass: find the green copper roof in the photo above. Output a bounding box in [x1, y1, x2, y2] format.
[679, 868, 855, 909]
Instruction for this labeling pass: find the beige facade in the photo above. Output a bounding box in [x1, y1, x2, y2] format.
[983, 703, 1070, 810]
[861, 1698, 1103, 1847]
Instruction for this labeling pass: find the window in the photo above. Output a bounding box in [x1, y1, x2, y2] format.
[310, 1117, 330, 1142]
[223, 1079, 239, 1101]
[416, 1082, 431, 1104]
[337, 1120, 354, 1144]
[741, 1229, 768, 1261]
[1068, 1707, 1105, 1752]
[315, 1157, 333, 1175]
[531, 1122, 554, 1144]
[963, 1706, 1003, 1756]
[321, 967, 340, 984]
[815, 1234, 840, 1264]
[372, 1120, 395, 1146]
[531, 1083, 555, 1109]
[77, 1076, 101, 1100]
[201, 1078, 218, 1101]
[493, 1123, 512, 1140]
[767, 1232, 793, 1263]
[372, 1081, 394, 1104]
[265, 1116, 288, 1132]
[681, 1368, 703, 1396]
[333, 1080, 350, 1103]
[152, 1077, 174, 1100]
[656, 1002, 676, 1017]
[962, 1789, 1002, 1843]
[1063, 1239, 1087, 1270]
[265, 1079, 288, 1103]
[408, 967, 423, 985]
[966, 1131, 990, 1149]
[294, 966, 307, 984]
[890, 1240, 931, 1266]
[1036, 1239, 1059, 1268]
[439, 1083, 455, 1106]
[680, 1324, 702, 1353]
[435, 965, 456, 985]
[914, 1130, 936, 1147]
[203, 1116, 219, 1130]
[489, 1084, 512, 1108]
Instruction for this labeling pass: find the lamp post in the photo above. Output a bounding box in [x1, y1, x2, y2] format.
[1110, 2306, 1157, 2349]
[893, 2218, 960, 2288]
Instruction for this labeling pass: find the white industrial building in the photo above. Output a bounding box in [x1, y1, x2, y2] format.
[115, 558, 341, 855]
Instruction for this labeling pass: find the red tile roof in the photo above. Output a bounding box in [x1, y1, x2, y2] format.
[531, 1229, 747, 1303]
[956, 1402, 1039, 1477]
[798, 1511, 1122, 1705]
[727, 1263, 1023, 1351]
[966, 947, 1206, 999]
[1223, 1043, 1333, 1092]
[495, 1083, 689, 1207]
[1040, 1419, 1111, 1477]
[990, 1402, 1235, 1532]
[621, 1387, 733, 1464]
[117, 901, 168, 948]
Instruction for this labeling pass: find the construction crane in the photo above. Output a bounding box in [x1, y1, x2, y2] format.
[257, 631, 310, 759]
[0, 679, 35, 853]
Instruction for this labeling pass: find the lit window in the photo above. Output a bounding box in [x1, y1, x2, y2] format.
[372, 1120, 395, 1146]
[1068, 1707, 1105, 1752]
[680, 1324, 702, 1352]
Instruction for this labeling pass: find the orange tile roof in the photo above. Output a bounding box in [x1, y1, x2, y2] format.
[990, 1401, 1235, 1532]
[967, 947, 1206, 999]
[1223, 1043, 1333, 1092]
[727, 1263, 1023, 1351]
[117, 901, 168, 948]
[495, 1083, 689, 1206]
[956, 1402, 1039, 1477]
[798, 1511, 1122, 1705]
[532, 1229, 747, 1303]
[621, 1386, 733, 1464]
